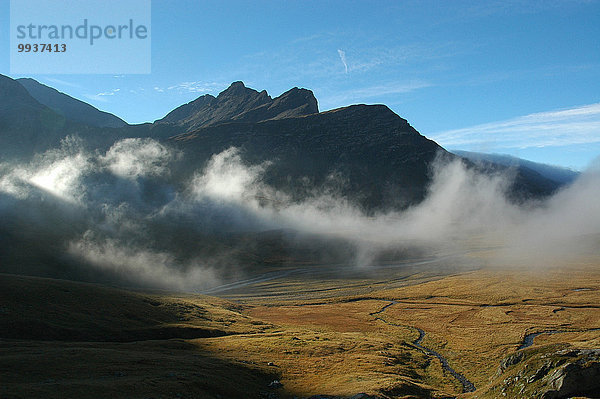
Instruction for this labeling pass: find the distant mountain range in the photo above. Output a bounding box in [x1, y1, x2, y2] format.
[0, 74, 565, 208]
[453, 150, 580, 185]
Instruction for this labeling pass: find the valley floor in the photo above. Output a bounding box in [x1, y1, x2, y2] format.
[2, 252, 600, 398]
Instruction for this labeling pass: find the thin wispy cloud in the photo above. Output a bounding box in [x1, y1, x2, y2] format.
[167, 81, 222, 93]
[333, 42, 463, 75]
[430, 103, 600, 149]
[337, 49, 348, 74]
[97, 88, 121, 96]
[84, 88, 121, 102]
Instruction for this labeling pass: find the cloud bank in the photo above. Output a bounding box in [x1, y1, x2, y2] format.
[1, 138, 598, 292]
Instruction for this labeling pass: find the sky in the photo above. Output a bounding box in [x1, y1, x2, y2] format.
[1, 0, 599, 170]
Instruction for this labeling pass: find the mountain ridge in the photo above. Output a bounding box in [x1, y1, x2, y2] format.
[0, 74, 69, 157]
[453, 150, 580, 185]
[0, 74, 563, 207]
[157, 81, 319, 130]
[17, 78, 127, 128]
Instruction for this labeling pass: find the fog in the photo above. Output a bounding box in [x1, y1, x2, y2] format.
[1, 137, 598, 291]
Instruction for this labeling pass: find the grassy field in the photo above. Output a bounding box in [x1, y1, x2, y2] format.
[2, 253, 600, 398]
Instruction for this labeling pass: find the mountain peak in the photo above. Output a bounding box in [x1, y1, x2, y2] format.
[158, 82, 319, 130]
[253, 87, 318, 121]
[219, 81, 248, 95]
[229, 81, 246, 88]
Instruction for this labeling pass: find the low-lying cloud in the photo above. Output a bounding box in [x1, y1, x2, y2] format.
[188, 148, 600, 266]
[101, 138, 177, 179]
[68, 232, 220, 291]
[1, 137, 598, 291]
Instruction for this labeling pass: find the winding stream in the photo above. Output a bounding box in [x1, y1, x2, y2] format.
[371, 301, 476, 393]
[519, 327, 600, 350]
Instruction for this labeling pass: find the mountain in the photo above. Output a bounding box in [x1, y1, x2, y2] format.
[157, 81, 319, 129]
[0, 76, 562, 208]
[162, 82, 566, 208]
[453, 150, 580, 185]
[168, 100, 446, 209]
[0, 77, 570, 286]
[0, 74, 69, 157]
[0, 74, 143, 159]
[17, 78, 127, 128]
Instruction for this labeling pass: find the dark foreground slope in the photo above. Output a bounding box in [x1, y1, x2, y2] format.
[0, 273, 280, 399]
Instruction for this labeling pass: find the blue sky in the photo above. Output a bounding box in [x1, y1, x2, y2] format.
[1, 0, 599, 170]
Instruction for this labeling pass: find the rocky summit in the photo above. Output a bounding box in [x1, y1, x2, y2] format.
[157, 81, 319, 129]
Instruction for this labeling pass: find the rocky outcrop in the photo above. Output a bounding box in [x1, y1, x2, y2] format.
[494, 347, 600, 398]
[542, 351, 600, 399]
[157, 81, 319, 130]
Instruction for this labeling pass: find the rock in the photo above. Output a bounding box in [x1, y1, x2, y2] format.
[541, 361, 600, 398]
[528, 360, 553, 383]
[497, 351, 524, 376]
[576, 349, 600, 358]
[268, 380, 283, 389]
[495, 347, 600, 397]
[555, 349, 580, 357]
[267, 361, 276, 366]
